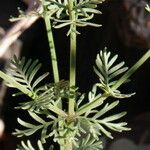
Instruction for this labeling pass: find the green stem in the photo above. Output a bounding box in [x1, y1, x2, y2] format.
[60, 147, 65, 150]
[111, 49, 150, 90]
[43, 11, 64, 150]
[44, 15, 59, 83]
[77, 49, 150, 116]
[77, 93, 108, 116]
[47, 104, 67, 117]
[43, 9, 62, 110]
[68, 0, 76, 116]
[66, 141, 73, 150]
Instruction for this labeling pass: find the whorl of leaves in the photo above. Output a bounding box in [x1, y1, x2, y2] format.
[10, 0, 105, 35]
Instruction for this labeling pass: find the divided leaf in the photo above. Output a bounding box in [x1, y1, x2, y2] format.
[6, 56, 49, 98]
[94, 48, 135, 98]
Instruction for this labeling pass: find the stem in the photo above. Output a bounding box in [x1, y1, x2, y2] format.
[43, 7, 62, 109]
[77, 50, 150, 116]
[43, 9, 64, 150]
[77, 93, 108, 116]
[44, 15, 59, 83]
[66, 141, 73, 150]
[60, 147, 65, 150]
[47, 104, 67, 117]
[112, 49, 150, 90]
[68, 0, 76, 116]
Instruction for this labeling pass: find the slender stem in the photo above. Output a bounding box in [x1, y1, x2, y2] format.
[111, 49, 150, 90]
[68, 0, 76, 116]
[43, 8, 64, 150]
[77, 50, 150, 116]
[44, 15, 59, 83]
[77, 93, 108, 116]
[43, 7, 62, 110]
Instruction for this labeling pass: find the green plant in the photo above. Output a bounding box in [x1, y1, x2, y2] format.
[0, 0, 150, 150]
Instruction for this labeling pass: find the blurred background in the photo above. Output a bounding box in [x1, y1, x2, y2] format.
[0, 0, 149, 149]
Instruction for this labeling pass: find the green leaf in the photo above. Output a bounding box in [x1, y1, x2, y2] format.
[28, 111, 46, 124]
[94, 48, 131, 97]
[108, 61, 125, 74]
[5, 56, 49, 99]
[17, 140, 48, 150]
[102, 112, 127, 122]
[32, 72, 49, 89]
[78, 134, 103, 150]
[93, 101, 119, 119]
[37, 140, 44, 150]
[17, 118, 36, 128]
[28, 62, 41, 85]
[109, 67, 128, 80]
[27, 140, 35, 150]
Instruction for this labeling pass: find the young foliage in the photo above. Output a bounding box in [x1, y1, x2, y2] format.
[6, 48, 132, 149]
[17, 140, 54, 150]
[13, 111, 55, 143]
[78, 101, 130, 140]
[10, 0, 105, 35]
[6, 55, 49, 99]
[0, 1, 149, 150]
[77, 134, 103, 150]
[0, 49, 136, 150]
[93, 48, 135, 98]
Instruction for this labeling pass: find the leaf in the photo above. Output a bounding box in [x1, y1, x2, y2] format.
[108, 54, 118, 68]
[102, 112, 127, 122]
[17, 118, 37, 128]
[93, 101, 119, 119]
[108, 61, 125, 74]
[28, 111, 46, 124]
[78, 134, 103, 150]
[32, 72, 49, 90]
[37, 140, 44, 150]
[77, 94, 85, 108]
[97, 123, 113, 139]
[109, 67, 128, 80]
[17, 140, 48, 150]
[27, 140, 35, 150]
[5, 56, 49, 98]
[94, 48, 132, 98]
[41, 126, 49, 143]
[21, 141, 31, 150]
[28, 62, 41, 85]
[0, 71, 32, 96]
[14, 128, 40, 137]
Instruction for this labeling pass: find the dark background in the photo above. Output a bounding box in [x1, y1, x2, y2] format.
[0, 0, 149, 149]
